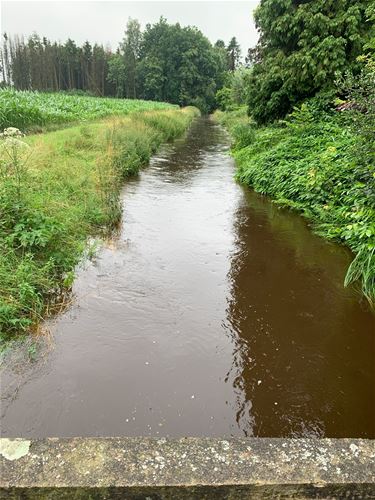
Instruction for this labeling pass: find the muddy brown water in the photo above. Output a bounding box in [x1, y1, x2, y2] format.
[1, 117, 374, 438]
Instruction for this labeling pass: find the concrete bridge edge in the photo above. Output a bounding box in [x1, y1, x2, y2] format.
[1, 437, 374, 498]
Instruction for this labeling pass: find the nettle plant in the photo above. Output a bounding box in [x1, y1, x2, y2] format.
[0, 127, 66, 255]
[0, 127, 31, 201]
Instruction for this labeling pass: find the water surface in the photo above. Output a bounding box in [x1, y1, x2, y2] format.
[1, 117, 374, 438]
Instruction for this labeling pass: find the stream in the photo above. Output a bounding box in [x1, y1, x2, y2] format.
[1, 117, 374, 438]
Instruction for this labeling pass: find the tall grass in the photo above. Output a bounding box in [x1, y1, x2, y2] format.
[215, 106, 375, 306]
[0, 88, 176, 131]
[0, 106, 199, 342]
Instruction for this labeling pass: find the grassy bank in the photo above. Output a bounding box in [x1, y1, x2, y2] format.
[215, 106, 374, 305]
[0, 105, 199, 343]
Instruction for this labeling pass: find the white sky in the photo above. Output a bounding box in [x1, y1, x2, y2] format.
[1, 0, 260, 56]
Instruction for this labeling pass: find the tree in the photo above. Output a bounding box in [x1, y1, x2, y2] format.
[231, 67, 251, 105]
[0, 33, 113, 95]
[107, 52, 126, 97]
[1, 33, 11, 85]
[227, 37, 241, 71]
[247, 0, 372, 124]
[28, 33, 44, 89]
[121, 18, 142, 98]
[81, 41, 92, 91]
[215, 39, 226, 50]
[137, 56, 165, 101]
[0, 19, 229, 109]
[137, 18, 225, 111]
[9, 35, 31, 89]
[63, 39, 79, 90]
[214, 39, 229, 86]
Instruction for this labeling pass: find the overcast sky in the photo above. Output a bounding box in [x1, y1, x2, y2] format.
[1, 1, 260, 56]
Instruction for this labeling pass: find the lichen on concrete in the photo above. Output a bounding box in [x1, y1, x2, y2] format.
[0, 439, 31, 461]
[1, 437, 374, 498]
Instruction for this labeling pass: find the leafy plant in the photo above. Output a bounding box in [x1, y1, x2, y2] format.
[0, 127, 31, 202]
[246, 0, 371, 124]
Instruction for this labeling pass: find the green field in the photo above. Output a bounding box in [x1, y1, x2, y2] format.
[0, 89, 176, 131]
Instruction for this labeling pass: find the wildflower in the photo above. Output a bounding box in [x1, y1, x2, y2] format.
[0, 137, 30, 150]
[0, 127, 29, 153]
[0, 127, 24, 138]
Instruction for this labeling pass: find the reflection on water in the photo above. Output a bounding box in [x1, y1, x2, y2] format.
[225, 192, 375, 437]
[1, 117, 374, 438]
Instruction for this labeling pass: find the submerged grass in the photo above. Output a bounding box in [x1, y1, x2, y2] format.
[215, 106, 375, 306]
[0, 106, 199, 343]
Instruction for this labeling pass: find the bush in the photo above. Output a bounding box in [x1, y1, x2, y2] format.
[246, 0, 370, 124]
[215, 87, 232, 111]
[231, 123, 256, 150]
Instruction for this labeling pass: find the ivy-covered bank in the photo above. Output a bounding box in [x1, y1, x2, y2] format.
[215, 104, 374, 306]
[0, 106, 199, 343]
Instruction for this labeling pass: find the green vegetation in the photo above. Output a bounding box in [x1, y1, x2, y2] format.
[131, 18, 225, 112]
[0, 88, 175, 131]
[216, 91, 374, 304]
[0, 106, 199, 342]
[215, 67, 251, 112]
[1, 0, 373, 337]
[246, 0, 372, 124]
[1, 19, 241, 112]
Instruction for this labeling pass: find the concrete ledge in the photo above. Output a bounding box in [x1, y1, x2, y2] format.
[1, 437, 374, 498]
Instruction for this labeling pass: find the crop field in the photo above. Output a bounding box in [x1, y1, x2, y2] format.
[0, 88, 176, 131]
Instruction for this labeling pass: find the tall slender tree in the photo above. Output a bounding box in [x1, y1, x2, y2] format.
[227, 37, 241, 71]
[121, 18, 142, 98]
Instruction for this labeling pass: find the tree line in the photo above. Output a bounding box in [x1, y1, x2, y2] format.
[0, 33, 114, 96]
[0, 18, 242, 112]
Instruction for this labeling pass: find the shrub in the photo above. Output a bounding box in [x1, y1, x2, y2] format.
[215, 87, 232, 111]
[231, 123, 256, 150]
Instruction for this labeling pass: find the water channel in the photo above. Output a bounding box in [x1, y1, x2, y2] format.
[1, 117, 374, 438]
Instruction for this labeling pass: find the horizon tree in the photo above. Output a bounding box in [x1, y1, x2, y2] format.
[227, 37, 241, 71]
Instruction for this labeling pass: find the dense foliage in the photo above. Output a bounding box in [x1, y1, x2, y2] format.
[215, 1, 375, 304]
[0, 88, 175, 130]
[1, 20, 241, 111]
[215, 67, 251, 111]
[247, 0, 373, 124]
[136, 18, 225, 112]
[0, 107, 199, 341]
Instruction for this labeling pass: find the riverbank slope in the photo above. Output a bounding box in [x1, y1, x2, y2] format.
[0, 105, 199, 344]
[215, 106, 374, 306]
